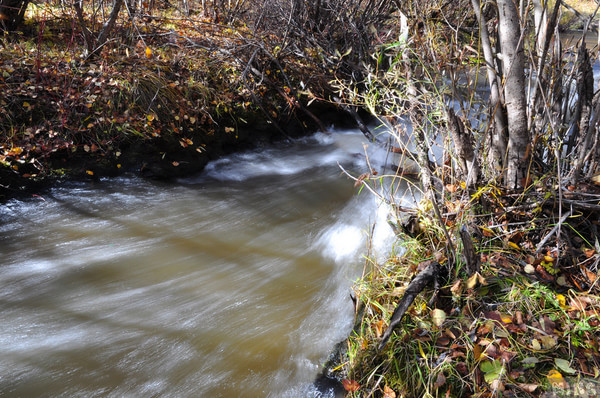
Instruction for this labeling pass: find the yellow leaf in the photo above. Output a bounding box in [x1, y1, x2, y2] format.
[480, 226, 495, 237]
[547, 369, 568, 388]
[500, 315, 512, 324]
[117, 164, 121, 168]
[23, 101, 30, 108]
[145, 46, 152, 59]
[418, 340, 427, 359]
[86, 170, 94, 175]
[9, 147, 23, 155]
[556, 294, 567, 309]
[507, 241, 521, 250]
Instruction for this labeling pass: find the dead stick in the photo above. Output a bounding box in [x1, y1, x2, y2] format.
[378, 262, 441, 350]
[535, 209, 572, 254]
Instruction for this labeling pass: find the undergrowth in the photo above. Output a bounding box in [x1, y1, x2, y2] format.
[337, 174, 600, 397]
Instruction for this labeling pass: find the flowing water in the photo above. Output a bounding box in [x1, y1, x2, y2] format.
[0, 130, 401, 397]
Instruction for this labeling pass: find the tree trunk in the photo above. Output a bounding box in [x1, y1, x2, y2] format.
[470, 0, 508, 178]
[447, 107, 480, 188]
[568, 44, 594, 183]
[532, 0, 547, 55]
[90, 0, 124, 58]
[497, 0, 529, 189]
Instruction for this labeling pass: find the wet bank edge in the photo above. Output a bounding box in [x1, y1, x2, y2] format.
[0, 102, 362, 203]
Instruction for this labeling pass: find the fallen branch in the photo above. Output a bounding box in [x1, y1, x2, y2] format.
[378, 261, 443, 350]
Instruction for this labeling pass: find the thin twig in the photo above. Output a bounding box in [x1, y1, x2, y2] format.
[535, 209, 572, 254]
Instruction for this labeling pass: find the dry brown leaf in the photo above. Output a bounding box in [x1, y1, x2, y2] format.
[517, 383, 539, 393]
[342, 379, 360, 392]
[383, 385, 396, 398]
[433, 372, 446, 389]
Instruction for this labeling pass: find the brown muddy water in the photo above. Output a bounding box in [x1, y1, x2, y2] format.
[0, 130, 405, 397]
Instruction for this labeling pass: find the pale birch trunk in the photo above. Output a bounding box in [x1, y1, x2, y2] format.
[470, 0, 508, 178]
[497, 0, 529, 188]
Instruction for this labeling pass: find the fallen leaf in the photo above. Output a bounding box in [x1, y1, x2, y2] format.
[539, 335, 557, 349]
[473, 344, 483, 360]
[517, 383, 539, 393]
[450, 279, 462, 295]
[480, 226, 495, 237]
[583, 247, 597, 258]
[480, 360, 503, 383]
[554, 358, 577, 375]
[584, 269, 597, 283]
[418, 340, 427, 359]
[477, 273, 488, 285]
[445, 184, 459, 192]
[547, 369, 568, 388]
[373, 319, 384, 338]
[490, 378, 505, 393]
[556, 275, 569, 286]
[524, 264, 535, 274]
[383, 385, 396, 398]
[145, 46, 152, 59]
[342, 379, 360, 392]
[507, 241, 521, 250]
[431, 309, 446, 328]
[555, 294, 567, 309]
[570, 297, 588, 312]
[521, 357, 540, 367]
[433, 372, 446, 389]
[466, 272, 479, 289]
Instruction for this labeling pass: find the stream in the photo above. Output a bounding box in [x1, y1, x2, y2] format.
[0, 130, 400, 397]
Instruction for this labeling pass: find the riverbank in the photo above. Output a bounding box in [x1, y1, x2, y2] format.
[0, 3, 353, 202]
